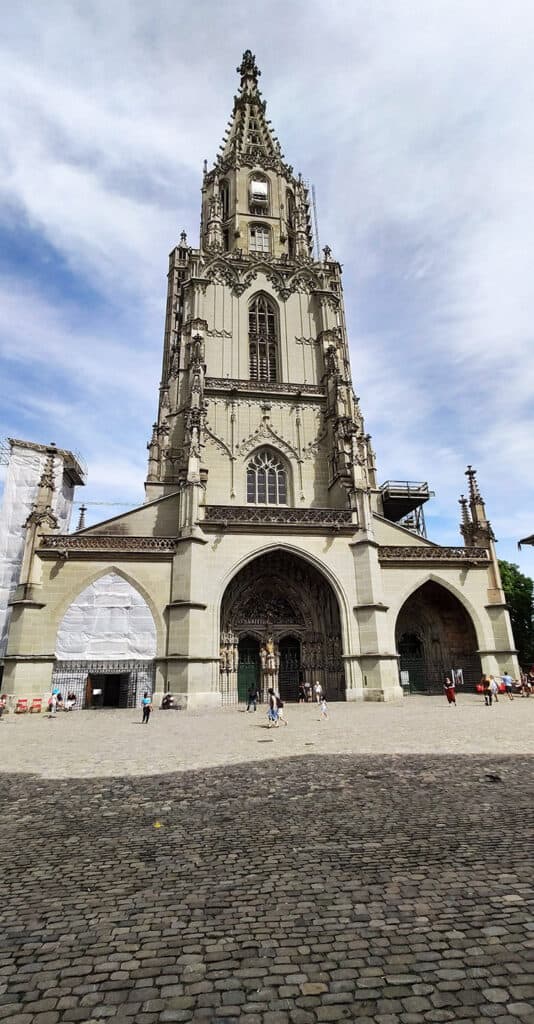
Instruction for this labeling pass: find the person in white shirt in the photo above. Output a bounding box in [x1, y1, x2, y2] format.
[314, 681, 322, 704]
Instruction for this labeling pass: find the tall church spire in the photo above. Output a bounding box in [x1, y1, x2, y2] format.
[214, 50, 288, 173]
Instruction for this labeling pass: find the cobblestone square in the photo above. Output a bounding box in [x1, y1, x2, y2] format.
[1, 698, 533, 1023]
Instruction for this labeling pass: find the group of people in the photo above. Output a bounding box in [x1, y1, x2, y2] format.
[297, 679, 325, 704]
[246, 680, 328, 726]
[443, 669, 525, 706]
[48, 690, 77, 715]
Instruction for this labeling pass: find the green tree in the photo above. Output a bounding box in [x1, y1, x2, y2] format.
[498, 560, 534, 666]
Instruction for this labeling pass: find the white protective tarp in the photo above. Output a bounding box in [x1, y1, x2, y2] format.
[56, 572, 157, 660]
[0, 444, 75, 655]
[250, 179, 268, 197]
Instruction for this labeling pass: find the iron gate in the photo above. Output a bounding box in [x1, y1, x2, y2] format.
[51, 660, 156, 709]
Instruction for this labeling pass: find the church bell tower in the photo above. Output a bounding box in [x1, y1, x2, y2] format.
[146, 50, 378, 529]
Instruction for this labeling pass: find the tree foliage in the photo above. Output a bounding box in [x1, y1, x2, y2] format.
[498, 560, 534, 667]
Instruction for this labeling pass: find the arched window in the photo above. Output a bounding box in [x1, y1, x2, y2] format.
[249, 294, 278, 381]
[247, 449, 287, 505]
[249, 223, 271, 254]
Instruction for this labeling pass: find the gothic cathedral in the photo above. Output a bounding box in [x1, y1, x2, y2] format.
[2, 53, 518, 708]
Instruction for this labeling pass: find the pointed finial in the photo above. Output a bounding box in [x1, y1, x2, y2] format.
[465, 465, 480, 502]
[39, 449, 56, 492]
[237, 50, 260, 86]
[459, 494, 471, 526]
[76, 504, 87, 531]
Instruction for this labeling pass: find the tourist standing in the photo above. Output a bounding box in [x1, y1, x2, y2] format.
[320, 697, 328, 719]
[304, 680, 312, 703]
[0, 694, 6, 719]
[314, 680, 323, 704]
[489, 676, 499, 704]
[246, 684, 259, 712]
[443, 676, 456, 705]
[482, 676, 492, 706]
[48, 692, 58, 718]
[297, 682, 306, 703]
[141, 691, 152, 724]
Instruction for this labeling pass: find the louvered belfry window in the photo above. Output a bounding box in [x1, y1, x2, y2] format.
[249, 294, 278, 382]
[247, 449, 287, 505]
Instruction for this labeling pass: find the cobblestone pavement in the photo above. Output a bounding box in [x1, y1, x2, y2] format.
[1, 695, 533, 779]
[1, 753, 533, 1024]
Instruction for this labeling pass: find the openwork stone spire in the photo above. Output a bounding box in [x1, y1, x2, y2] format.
[461, 466, 494, 545]
[211, 50, 290, 176]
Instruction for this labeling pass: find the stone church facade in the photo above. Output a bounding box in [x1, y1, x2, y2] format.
[2, 52, 518, 708]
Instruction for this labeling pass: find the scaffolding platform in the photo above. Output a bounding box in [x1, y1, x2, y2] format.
[380, 480, 434, 537]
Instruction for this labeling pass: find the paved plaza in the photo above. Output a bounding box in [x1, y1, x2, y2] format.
[1, 698, 533, 1024]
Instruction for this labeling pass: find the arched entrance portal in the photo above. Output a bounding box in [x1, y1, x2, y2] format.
[220, 550, 344, 704]
[396, 581, 481, 693]
[52, 572, 157, 708]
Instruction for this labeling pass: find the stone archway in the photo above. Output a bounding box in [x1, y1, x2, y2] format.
[396, 581, 481, 693]
[52, 572, 157, 708]
[219, 549, 344, 704]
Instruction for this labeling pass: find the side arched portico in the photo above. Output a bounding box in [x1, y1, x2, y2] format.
[393, 576, 483, 692]
[52, 570, 159, 708]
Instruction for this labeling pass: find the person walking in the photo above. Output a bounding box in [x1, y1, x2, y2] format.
[489, 676, 499, 704]
[443, 676, 456, 705]
[141, 691, 152, 724]
[267, 688, 279, 728]
[48, 692, 58, 718]
[246, 684, 259, 712]
[314, 680, 323, 704]
[276, 694, 288, 726]
[304, 680, 312, 703]
[297, 682, 306, 703]
[502, 670, 514, 700]
[482, 675, 492, 706]
[320, 697, 328, 719]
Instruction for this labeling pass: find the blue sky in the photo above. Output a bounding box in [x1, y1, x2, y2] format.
[1, 0, 533, 577]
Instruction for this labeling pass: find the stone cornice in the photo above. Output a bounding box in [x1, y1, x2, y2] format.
[202, 505, 354, 532]
[378, 545, 490, 564]
[205, 378, 325, 400]
[39, 535, 177, 556]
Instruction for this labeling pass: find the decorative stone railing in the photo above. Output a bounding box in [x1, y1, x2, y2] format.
[205, 378, 325, 398]
[203, 506, 354, 529]
[378, 545, 490, 563]
[40, 535, 177, 554]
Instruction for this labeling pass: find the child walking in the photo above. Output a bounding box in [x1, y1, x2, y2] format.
[320, 697, 328, 719]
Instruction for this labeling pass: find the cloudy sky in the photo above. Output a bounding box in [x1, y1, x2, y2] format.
[1, 0, 533, 576]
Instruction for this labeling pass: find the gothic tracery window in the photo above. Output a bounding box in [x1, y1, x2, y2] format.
[247, 449, 288, 505]
[249, 223, 271, 254]
[220, 180, 229, 221]
[248, 294, 278, 381]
